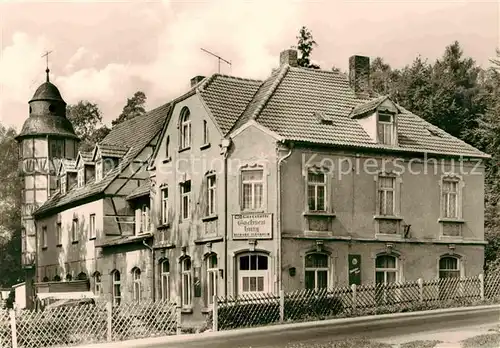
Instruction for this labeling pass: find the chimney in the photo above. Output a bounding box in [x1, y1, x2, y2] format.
[190, 75, 205, 87]
[348, 55, 371, 97]
[280, 49, 298, 67]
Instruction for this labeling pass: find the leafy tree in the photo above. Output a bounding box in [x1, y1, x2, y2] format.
[67, 101, 110, 152]
[295, 26, 320, 69]
[370, 57, 401, 98]
[112, 91, 147, 127]
[0, 125, 23, 287]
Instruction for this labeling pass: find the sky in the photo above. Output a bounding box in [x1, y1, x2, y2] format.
[0, 0, 499, 132]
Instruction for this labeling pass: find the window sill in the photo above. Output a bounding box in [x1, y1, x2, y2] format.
[157, 223, 170, 230]
[375, 233, 403, 240]
[162, 157, 172, 164]
[71, 241, 79, 245]
[373, 215, 403, 221]
[181, 307, 193, 314]
[201, 307, 213, 314]
[240, 210, 266, 214]
[178, 147, 191, 153]
[202, 215, 218, 222]
[56, 244, 62, 248]
[303, 212, 336, 218]
[439, 235, 464, 241]
[41, 246, 48, 251]
[438, 218, 465, 224]
[200, 143, 211, 150]
[89, 237, 96, 241]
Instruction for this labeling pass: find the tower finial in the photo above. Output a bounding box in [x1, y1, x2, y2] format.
[41, 50, 53, 82]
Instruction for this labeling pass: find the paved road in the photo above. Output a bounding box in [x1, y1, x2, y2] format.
[154, 307, 500, 348]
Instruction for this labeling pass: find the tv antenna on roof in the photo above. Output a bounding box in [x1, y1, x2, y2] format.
[201, 48, 231, 74]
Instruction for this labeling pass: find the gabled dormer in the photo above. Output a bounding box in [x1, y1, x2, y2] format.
[57, 159, 77, 195]
[75, 151, 95, 188]
[350, 96, 401, 146]
[92, 143, 129, 182]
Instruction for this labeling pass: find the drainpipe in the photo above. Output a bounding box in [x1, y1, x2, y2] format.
[142, 239, 155, 301]
[276, 142, 293, 293]
[220, 139, 231, 297]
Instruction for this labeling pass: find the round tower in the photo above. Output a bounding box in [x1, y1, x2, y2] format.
[15, 68, 79, 308]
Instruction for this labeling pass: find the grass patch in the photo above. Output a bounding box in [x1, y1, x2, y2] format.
[400, 340, 442, 348]
[285, 339, 393, 348]
[461, 333, 500, 348]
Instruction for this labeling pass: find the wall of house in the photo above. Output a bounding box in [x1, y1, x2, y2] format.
[36, 199, 103, 281]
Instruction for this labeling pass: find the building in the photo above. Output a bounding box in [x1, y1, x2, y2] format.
[26, 49, 488, 324]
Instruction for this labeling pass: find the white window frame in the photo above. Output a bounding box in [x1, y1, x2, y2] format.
[240, 167, 265, 212]
[206, 254, 218, 305]
[207, 174, 216, 216]
[378, 112, 394, 145]
[181, 257, 192, 308]
[237, 253, 270, 295]
[441, 177, 461, 220]
[41, 226, 47, 248]
[112, 270, 121, 306]
[96, 160, 103, 182]
[77, 167, 85, 188]
[304, 252, 330, 290]
[71, 218, 78, 242]
[438, 256, 461, 279]
[89, 214, 96, 239]
[180, 108, 191, 150]
[60, 174, 67, 194]
[94, 272, 102, 296]
[56, 222, 62, 246]
[378, 175, 396, 216]
[181, 181, 191, 220]
[306, 168, 328, 212]
[139, 204, 149, 233]
[375, 254, 399, 284]
[161, 187, 169, 225]
[160, 259, 170, 301]
[132, 268, 141, 302]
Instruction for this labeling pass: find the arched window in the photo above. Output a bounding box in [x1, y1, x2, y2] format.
[180, 108, 191, 149]
[237, 253, 269, 294]
[305, 253, 329, 290]
[181, 257, 192, 307]
[375, 255, 398, 284]
[160, 259, 170, 301]
[111, 270, 121, 306]
[77, 272, 88, 281]
[66, 274, 73, 281]
[93, 272, 102, 295]
[132, 268, 141, 302]
[439, 256, 460, 278]
[206, 254, 218, 305]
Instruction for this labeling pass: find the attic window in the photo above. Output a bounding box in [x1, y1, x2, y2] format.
[313, 111, 333, 125]
[426, 127, 443, 138]
[378, 112, 395, 145]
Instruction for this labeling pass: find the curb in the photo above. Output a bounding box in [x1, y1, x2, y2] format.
[59, 304, 500, 348]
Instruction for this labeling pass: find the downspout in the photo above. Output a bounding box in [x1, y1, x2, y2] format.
[221, 139, 231, 297]
[142, 240, 155, 301]
[276, 142, 293, 293]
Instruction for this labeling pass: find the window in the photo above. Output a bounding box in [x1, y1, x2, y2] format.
[161, 187, 169, 225]
[139, 204, 149, 233]
[77, 167, 84, 188]
[307, 171, 327, 212]
[180, 108, 191, 149]
[378, 176, 395, 216]
[375, 255, 398, 284]
[60, 174, 67, 194]
[94, 272, 102, 295]
[207, 174, 216, 216]
[442, 178, 459, 219]
[439, 256, 460, 279]
[203, 120, 209, 145]
[241, 169, 264, 211]
[378, 113, 394, 145]
[41, 226, 47, 248]
[238, 253, 269, 294]
[206, 254, 218, 305]
[72, 218, 78, 242]
[50, 139, 65, 158]
[160, 260, 170, 301]
[305, 253, 329, 290]
[181, 257, 192, 307]
[112, 270, 121, 306]
[96, 160, 102, 182]
[132, 268, 141, 302]
[89, 214, 96, 239]
[181, 181, 191, 220]
[165, 136, 170, 158]
[56, 223, 62, 246]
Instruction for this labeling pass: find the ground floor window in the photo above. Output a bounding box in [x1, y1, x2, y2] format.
[304, 253, 329, 290]
[132, 268, 141, 302]
[112, 270, 121, 306]
[206, 254, 218, 305]
[160, 259, 170, 301]
[438, 256, 461, 300]
[181, 257, 192, 307]
[375, 254, 399, 304]
[237, 253, 269, 295]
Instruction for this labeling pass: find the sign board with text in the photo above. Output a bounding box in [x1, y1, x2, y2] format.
[348, 254, 361, 285]
[232, 213, 273, 240]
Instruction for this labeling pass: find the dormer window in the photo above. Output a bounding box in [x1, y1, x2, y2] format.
[378, 113, 394, 145]
[77, 167, 84, 188]
[61, 174, 67, 195]
[96, 160, 103, 182]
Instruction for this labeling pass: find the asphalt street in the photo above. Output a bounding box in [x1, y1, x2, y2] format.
[151, 307, 500, 348]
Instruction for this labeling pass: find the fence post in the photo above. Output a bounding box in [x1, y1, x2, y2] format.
[212, 295, 218, 332]
[106, 301, 112, 342]
[279, 290, 284, 323]
[176, 296, 182, 335]
[479, 273, 485, 301]
[9, 310, 17, 348]
[417, 278, 423, 303]
[351, 284, 357, 310]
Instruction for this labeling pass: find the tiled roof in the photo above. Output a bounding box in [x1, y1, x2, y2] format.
[199, 74, 262, 136]
[242, 65, 488, 159]
[78, 151, 93, 164]
[126, 179, 151, 200]
[350, 95, 395, 118]
[98, 144, 130, 158]
[58, 159, 76, 174]
[34, 103, 171, 216]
